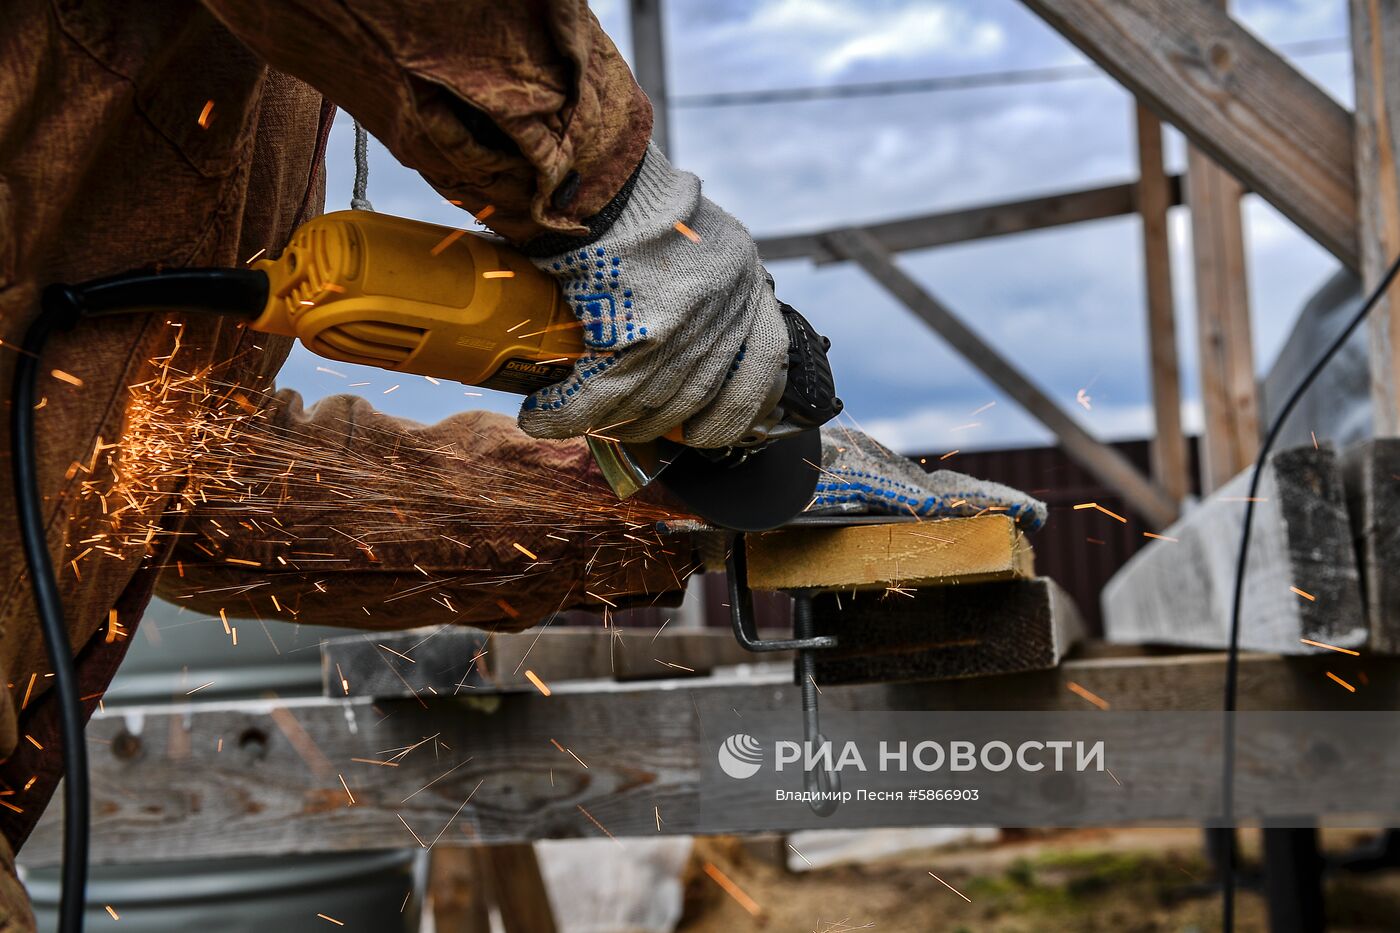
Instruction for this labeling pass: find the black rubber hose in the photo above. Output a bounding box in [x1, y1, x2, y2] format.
[12, 304, 89, 933]
[1219, 251, 1400, 931]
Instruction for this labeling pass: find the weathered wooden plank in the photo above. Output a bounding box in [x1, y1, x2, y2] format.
[810, 577, 1085, 685]
[1349, 0, 1400, 434]
[1341, 439, 1400, 653]
[825, 226, 1179, 527]
[756, 178, 1182, 264]
[1102, 446, 1366, 652]
[1020, 0, 1358, 269]
[745, 515, 1032, 592]
[322, 625, 793, 699]
[1135, 104, 1190, 503]
[26, 651, 1400, 866]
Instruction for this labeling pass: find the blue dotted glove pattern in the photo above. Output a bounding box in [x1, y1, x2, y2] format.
[527, 246, 643, 414]
[813, 466, 1046, 530]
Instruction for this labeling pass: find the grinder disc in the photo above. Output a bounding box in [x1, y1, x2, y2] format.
[653, 430, 821, 532]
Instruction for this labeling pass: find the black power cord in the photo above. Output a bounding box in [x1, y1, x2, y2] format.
[12, 304, 89, 933]
[11, 270, 265, 933]
[1220, 250, 1400, 931]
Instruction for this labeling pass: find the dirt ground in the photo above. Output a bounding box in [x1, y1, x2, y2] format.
[677, 828, 1400, 932]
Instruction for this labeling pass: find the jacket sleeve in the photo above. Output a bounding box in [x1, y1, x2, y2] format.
[154, 391, 695, 632]
[199, 0, 652, 244]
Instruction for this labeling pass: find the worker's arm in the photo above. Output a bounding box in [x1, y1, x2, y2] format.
[202, 1, 797, 448]
[199, 0, 650, 244]
[155, 391, 695, 631]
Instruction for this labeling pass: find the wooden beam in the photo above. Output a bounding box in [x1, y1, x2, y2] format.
[628, 0, 671, 155]
[1187, 0, 1259, 493]
[1189, 143, 1260, 492]
[745, 515, 1032, 592]
[1103, 446, 1365, 652]
[323, 625, 796, 699]
[1134, 105, 1191, 503]
[824, 226, 1180, 528]
[1349, 0, 1400, 435]
[1019, 0, 1358, 270]
[810, 576, 1085, 685]
[757, 178, 1182, 265]
[429, 848, 491, 933]
[473, 845, 558, 933]
[27, 651, 1400, 865]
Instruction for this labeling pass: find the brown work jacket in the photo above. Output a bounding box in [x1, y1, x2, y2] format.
[0, 1, 674, 919]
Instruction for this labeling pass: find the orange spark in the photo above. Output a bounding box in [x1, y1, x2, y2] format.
[316, 913, 345, 926]
[482, 270, 516, 279]
[429, 228, 468, 256]
[524, 669, 551, 696]
[1326, 671, 1357, 693]
[104, 905, 120, 921]
[1300, 638, 1359, 656]
[928, 870, 972, 903]
[577, 804, 620, 843]
[1290, 586, 1316, 602]
[673, 221, 701, 243]
[703, 862, 763, 917]
[476, 204, 497, 221]
[396, 814, 427, 848]
[1073, 502, 1127, 523]
[1067, 681, 1110, 710]
[197, 100, 215, 128]
[512, 542, 538, 560]
[1143, 532, 1178, 542]
[51, 369, 83, 387]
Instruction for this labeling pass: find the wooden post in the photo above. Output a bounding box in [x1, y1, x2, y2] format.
[473, 844, 559, 933]
[1350, 0, 1400, 436]
[429, 848, 491, 933]
[1134, 104, 1190, 503]
[1180, 0, 1258, 493]
[629, 0, 671, 155]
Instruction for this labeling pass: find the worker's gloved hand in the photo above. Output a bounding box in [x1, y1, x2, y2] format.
[519, 142, 788, 448]
[810, 427, 1048, 530]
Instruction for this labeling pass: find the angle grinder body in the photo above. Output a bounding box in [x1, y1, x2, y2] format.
[248, 210, 841, 530]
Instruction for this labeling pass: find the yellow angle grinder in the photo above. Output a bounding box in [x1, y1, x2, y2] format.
[43, 210, 842, 531]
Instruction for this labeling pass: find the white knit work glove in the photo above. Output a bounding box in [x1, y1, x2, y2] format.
[811, 427, 1048, 530]
[519, 143, 788, 448]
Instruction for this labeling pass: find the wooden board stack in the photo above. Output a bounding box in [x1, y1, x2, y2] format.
[746, 514, 1085, 686]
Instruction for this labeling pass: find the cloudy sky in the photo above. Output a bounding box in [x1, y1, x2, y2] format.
[290, 0, 1352, 454]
